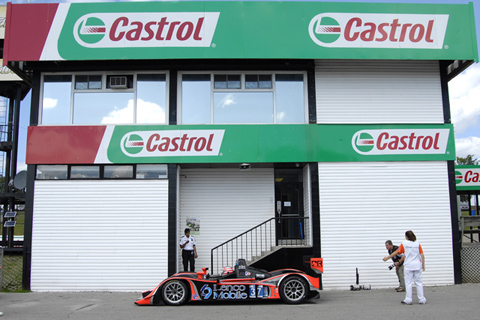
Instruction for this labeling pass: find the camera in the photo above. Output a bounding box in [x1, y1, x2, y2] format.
[388, 264, 395, 270]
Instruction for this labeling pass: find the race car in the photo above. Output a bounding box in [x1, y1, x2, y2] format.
[135, 257, 323, 306]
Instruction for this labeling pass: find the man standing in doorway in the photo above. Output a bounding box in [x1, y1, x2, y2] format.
[180, 228, 198, 272]
[385, 240, 405, 292]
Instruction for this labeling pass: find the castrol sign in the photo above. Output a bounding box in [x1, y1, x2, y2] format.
[455, 167, 480, 189]
[73, 12, 220, 48]
[309, 13, 449, 49]
[352, 129, 450, 155]
[120, 130, 225, 157]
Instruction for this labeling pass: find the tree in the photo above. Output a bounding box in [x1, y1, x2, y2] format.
[456, 154, 479, 165]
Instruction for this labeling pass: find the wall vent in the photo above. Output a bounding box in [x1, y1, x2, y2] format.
[110, 76, 127, 89]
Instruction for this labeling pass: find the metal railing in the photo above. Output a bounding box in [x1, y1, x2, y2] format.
[210, 217, 309, 274]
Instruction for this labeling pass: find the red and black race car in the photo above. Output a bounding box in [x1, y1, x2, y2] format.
[135, 258, 323, 306]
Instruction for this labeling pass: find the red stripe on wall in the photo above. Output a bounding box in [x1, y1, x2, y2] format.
[26, 126, 107, 164]
[4, 3, 59, 63]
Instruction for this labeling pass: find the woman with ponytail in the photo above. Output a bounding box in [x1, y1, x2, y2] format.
[383, 230, 426, 305]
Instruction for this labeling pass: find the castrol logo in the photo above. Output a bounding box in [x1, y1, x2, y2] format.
[121, 130, 225, 157]
[352, 129, 450, 155]
[455, 169, 480, 185]
[309, 13, 449, 49]
[73, 12, 220, 48]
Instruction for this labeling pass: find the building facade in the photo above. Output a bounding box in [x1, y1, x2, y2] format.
[4, 1, 478, 291]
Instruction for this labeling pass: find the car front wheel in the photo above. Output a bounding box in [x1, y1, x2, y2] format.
[161, 280, 188, 306]
[279, 275, 309, 304]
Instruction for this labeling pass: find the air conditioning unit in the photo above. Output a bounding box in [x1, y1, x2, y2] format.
[110, 76, 128, 89]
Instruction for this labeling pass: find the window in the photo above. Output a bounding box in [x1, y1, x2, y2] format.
[36, 165, 68, 179]
[180, 72, 306, 124]
[42, 75, 72, 125]
[104, 165, 134, 179]
[136, 164, 168, 179]
[71, 166, 100, 179]
[35, 164, 168, 180]
[41, 72, 168, 125]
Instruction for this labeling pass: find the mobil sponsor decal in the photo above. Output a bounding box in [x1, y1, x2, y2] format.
[200, 284, 248, 300]
[73, 12, 220, 48]
[352, 129, 450, 155]
[455, 169, 480, 185]
[309, 13, 448, 49]
[120, 129, 225, 157]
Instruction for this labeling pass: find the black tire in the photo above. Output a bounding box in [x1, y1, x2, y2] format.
[279, 275, 309, 304]
[161, 280, 189, 306]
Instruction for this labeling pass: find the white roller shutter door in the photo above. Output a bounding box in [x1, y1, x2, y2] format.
[315, 60, 444, 124]
[32, 180, 168, 291]
[178, 168, 274, 272]
[319, 161, 454, 289]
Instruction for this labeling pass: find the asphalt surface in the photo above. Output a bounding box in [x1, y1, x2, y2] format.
[1, 283, 479, 320]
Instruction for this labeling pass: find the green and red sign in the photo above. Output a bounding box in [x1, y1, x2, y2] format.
[455, 166, 480, 191]
[4, 1, 478, 62]
[26, 124, 456, 165]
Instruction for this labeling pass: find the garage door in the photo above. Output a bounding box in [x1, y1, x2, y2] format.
[319, 161, 454, 289]
[32, 180, 168, 291]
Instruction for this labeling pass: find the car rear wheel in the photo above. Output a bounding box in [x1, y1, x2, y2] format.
[279, 275, 308, 304]
[161, 280, 188, 306]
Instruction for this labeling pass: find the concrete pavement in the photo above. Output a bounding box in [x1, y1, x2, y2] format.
[1, 283, 479, 320]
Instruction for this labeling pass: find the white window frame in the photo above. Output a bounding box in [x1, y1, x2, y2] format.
[178, 71, 308, 124]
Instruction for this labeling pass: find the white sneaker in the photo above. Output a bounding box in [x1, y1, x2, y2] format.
[419, 300, 427, 305]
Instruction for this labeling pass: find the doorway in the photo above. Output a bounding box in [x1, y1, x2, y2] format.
[275, 168, 304, 243]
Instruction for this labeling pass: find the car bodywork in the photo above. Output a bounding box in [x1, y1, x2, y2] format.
[135, 258, 323, 306]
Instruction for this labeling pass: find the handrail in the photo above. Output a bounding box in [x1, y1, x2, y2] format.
[211, 216, 309, 274]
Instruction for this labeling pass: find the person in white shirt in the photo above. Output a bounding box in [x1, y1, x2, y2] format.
[179, 228, 198, 272]
[383, 230, 426, 305]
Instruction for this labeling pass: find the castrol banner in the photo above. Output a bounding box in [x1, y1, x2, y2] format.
[4, 1, 478, 62]
[26, 124, 455, 164]
[455, 166, 480, 191]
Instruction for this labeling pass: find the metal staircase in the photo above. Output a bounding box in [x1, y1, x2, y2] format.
[210, 217, 310, 274]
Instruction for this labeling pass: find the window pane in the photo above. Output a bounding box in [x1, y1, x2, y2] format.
[245, 74, 272, 89]
[259, 75, 272, 89]
[104, 165, 134, 178]
[75, 75, 89, 90]
[245, 75, 258, 89]
[182, 74, 211, 124]
[71, 166, 100, 179]
[214, 75, 227, 89]
[73, 92, 134, 124]
[227, 75, 241, 89]
[137, 74, 167, 124]
[89, 75, 102, 89]
[214, 92, 274, 124]
[275, 74, 305, 124]
[42, 75, 72, 124]
[36, 165, 68, 180]
[136, 164, 168, 179]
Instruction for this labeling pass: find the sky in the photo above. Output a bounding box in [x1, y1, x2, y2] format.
[2, 0, 480, 173]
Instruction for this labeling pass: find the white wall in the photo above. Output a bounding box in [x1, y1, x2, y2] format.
[316, 60, 444, 124]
